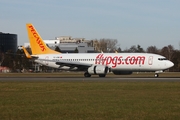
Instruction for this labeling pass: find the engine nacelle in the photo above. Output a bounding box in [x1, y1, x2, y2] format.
[112, 71, 133, 75]
[88, 65, 109, 75]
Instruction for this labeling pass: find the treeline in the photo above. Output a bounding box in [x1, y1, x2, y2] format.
[0, 41, 179, 72]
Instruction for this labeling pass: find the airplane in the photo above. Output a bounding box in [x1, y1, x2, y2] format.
[25, 23, 174, 77]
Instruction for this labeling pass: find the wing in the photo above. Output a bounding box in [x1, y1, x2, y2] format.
[38, 59, 92, 71]
[56, 60, 92, 71]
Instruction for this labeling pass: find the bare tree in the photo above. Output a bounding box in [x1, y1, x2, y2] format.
[106, 39, 118, 52]
[117, 47, 122, 53]
[98, 39, 118, 53]
[128, 45, 137, 52]
[137, 45, 145, 52]
[98, 39, 108, 52]
[160, 45, 174, 60]
[124, 45, 144, 53]
[146, 46, 159, 54]
[171, 50, 180, 71]
[167, 45, 174, 61]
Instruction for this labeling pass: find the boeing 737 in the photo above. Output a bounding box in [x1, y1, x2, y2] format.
[25, 23, 174, 77]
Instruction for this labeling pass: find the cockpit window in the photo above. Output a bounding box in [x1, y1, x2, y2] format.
[158, 58, 167, 61]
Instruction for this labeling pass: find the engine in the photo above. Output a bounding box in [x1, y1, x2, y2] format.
[112, 70, 133, 75]
[88, 65, 109, 75]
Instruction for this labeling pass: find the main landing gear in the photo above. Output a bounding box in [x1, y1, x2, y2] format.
[84, 71, 91, 77]
[99, 74, 106, 77]
[84, 71, 106, 78]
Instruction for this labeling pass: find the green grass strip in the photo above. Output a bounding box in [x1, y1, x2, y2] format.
[0, 81, 180, 120]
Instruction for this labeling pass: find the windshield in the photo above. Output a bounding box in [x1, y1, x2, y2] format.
[158, 58, 167, 61]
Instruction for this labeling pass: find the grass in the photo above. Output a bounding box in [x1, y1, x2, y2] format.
[0, 80, 180, 120]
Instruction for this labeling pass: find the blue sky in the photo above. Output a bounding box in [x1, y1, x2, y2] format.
[1, 0, 180, 50]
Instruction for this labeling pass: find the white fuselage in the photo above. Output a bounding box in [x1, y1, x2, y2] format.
[34, 53, 174, 72]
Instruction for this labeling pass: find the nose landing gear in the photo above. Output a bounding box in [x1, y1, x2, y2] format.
[154, 73, 159, 78]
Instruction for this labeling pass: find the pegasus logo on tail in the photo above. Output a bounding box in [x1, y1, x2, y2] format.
[28, 25, 46, 52]
[26, 23, 60, 55]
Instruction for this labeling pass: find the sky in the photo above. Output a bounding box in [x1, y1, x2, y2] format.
[1, 0, 180, 50]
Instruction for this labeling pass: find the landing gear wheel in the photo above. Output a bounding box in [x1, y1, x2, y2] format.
[99, 74, 106, 77]
[154, 74, 159, 78]
[84, 72, 91, 77]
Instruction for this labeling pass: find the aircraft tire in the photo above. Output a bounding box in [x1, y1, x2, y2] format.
[154, 74, 159, 78]
[99, 74, 106, 77]
[84, 72, 91, 77]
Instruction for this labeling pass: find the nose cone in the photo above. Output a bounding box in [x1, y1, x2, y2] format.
[168, 61, 174, 68]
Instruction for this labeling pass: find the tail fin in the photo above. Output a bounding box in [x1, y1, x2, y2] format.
[26, 23, 60, 55]
[22, 46, 32, 59]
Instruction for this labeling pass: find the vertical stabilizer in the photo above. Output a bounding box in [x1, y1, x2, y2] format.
[26, 23, 60, 55]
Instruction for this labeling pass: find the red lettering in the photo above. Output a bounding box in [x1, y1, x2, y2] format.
[94, 54, 146, 68]
[102, 57, 107, 65]
[125, 56, 130, 65]
[33, 33, 38, 39]
[117, 56, 122, 65]
[29, 25, 46, 52]
[95, 54, 101, 64]
[136, 56, 145, 64]
[112, 56, 118, 68]
[40, 44, 46, 51]
[99, 54, 104, 64]
[130, 56, 135, 64]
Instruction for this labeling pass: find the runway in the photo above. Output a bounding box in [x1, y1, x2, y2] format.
[0, 77, 180, 82]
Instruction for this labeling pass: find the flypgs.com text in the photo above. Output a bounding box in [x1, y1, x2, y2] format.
[95, 54, 146, 68]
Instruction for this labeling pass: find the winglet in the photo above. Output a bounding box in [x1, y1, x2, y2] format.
[22, 46, 32, 59]
[26, 23, 60, 55]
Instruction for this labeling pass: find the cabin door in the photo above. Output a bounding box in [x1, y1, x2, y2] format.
[148, 56, 153, 65]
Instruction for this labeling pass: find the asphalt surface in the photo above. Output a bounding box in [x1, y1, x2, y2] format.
[0, 77, 180, 82]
